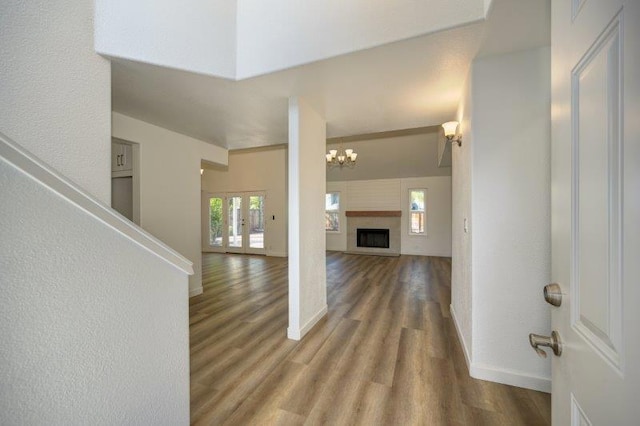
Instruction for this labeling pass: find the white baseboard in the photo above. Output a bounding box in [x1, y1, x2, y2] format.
[449, 304, 472, 370]
[470, 363, 551, 393]
[267, 251, 287, 258]
[189, 286, 203, 298]
[449, 304, 551, 393]
[287, 304, 328, 341]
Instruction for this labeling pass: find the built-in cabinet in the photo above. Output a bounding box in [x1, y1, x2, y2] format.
[111, 139, 139, 224]
[112, 141, 132, 173]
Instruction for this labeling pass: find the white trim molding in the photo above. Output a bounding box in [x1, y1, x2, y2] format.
[470, 363, 551, 393]
[450, 304, 472, 369]
[287, 305, 328, 341]
[450, 304, 551, 393]
[189, 287, 204, 297]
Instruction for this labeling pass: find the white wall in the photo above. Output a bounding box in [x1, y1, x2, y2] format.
[112, 113, 228, 296]
[0, 0, 111, 202]
[236, 0, 485, 78]
[451, 74, 474, 365]
[95, 0, 237, 78]
[288, 97, 327, 340]
[451, 47, 551, 392]
[0, 149, 189, 424]
[326, 177, 452, 257]
[201, 146, 288, 256]
[96, 0, 485, 80]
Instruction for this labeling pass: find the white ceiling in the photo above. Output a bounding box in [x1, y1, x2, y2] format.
[111, 0, 549, 150]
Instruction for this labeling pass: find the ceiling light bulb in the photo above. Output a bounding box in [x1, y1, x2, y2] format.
[200, 168, 204, 175]
[350, 153, 357, 161]
[345, 149, 353, 156]
[329, 149, 337, 158]
[338, 155, 346, 163]
[326, 154, 332, 162]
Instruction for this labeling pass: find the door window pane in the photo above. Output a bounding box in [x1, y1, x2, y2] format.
[249, 195, 264, 249]
[209, 197, 223, 247]
[228, 196, 243, 248]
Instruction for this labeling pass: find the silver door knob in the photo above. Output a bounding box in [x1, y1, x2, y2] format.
[529, 330, 562, 358]
[543, 283, 562, 306]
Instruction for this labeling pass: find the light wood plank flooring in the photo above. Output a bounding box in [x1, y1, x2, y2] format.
[189, 252, 550, 425]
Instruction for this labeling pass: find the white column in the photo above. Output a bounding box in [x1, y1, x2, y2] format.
[288, 97, 327, 340]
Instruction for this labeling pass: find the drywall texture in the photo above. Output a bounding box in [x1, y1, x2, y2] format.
[326, 131, 451, 182]
[0, 0, 111, 203]
[471, 47, 551, 388]
[451, 47, 551, 391]
[451, 74, 474, 363]
[96, 0, 237, 77]
[97, 0, 484, 79]
[0, 159, 189, 424]
[236, 0, 484, 78]
[326, 177, 452, 257]
[288, 98, 327, 340]
[201, 146, 287, 256]
[112, 113, 228, 296]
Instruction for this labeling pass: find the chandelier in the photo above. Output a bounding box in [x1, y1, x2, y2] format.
[326, 147, 358, 168]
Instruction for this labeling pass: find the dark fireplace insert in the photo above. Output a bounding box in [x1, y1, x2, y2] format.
[357, 228, 390, 249]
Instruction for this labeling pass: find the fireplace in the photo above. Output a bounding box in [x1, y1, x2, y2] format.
[346, 211, 401, 256]
[357, 228, 390, 249]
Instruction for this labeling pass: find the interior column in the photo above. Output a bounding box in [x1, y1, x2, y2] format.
[287, 97, 327, 340]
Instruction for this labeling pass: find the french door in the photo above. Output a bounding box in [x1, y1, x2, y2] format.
[204, 192, 266, 255]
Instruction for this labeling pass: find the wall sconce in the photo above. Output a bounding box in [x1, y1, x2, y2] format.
[442, 121, 462, 146]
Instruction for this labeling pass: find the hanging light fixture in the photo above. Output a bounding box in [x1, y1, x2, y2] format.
[326, 144, 357, 168]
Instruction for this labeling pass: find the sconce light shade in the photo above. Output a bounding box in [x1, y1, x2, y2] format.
[442, 121, 459, 137]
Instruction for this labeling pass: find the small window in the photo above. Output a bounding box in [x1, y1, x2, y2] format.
[409, 189, 426, 234]
[325, 192, 340, 232]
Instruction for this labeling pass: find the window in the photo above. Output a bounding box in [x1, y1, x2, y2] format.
[409, 189, 426, 234]
[325, 192, 340, 232]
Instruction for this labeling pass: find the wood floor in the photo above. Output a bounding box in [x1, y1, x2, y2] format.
[189, 252, 550, 425]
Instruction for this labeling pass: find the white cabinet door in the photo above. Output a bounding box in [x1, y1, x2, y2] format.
[112, 142, 133, 173]
[551, 0, 640, 424]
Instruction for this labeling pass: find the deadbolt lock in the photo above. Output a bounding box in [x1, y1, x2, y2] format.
[543, 283, 562, 306]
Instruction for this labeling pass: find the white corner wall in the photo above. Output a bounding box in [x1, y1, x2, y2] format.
[451, 47, 551, 392]
[451, 74, 474, 366]
[201, 146, 288, 256]
[95, 0, 237, 78]
[0, 0, 111, 203]
[326, 177, 452, 257]
[0, 154, 189, 424]
[471, 47, 551, 391]
[112, 113, 228, 296]
[288, 97, 327, 340]
[96, 0, 486, 80]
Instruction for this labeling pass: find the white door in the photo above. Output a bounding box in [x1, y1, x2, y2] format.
[225, 192, 267, 255]
[551, 0, 639, 424]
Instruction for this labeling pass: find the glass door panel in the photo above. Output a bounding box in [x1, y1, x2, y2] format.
[228, 196, 243, 250]
[248, 195, 265, 250]
[209, 196, 224, 248]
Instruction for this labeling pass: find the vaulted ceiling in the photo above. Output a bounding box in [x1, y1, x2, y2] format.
[107, 0, 549, 149]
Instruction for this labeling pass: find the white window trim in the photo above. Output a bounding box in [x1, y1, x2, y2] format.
[408, 188, 427, 236]
[325, 191, 341, 234]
